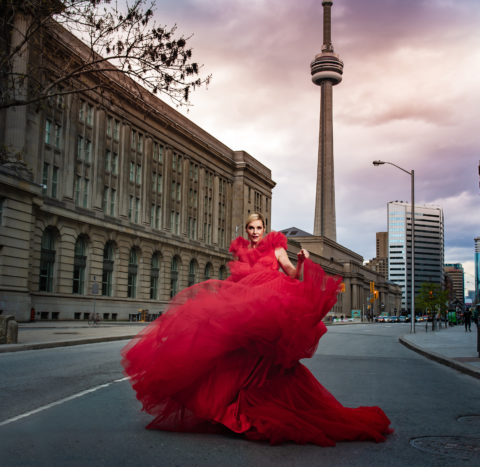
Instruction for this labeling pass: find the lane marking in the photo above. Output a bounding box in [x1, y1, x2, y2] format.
[0, 376, 130, 427]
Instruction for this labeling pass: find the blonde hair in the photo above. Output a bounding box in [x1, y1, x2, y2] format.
[245, 212, 265, 229]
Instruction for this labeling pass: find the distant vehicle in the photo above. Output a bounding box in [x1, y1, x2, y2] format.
[398, 315, 407, 323]
[390, 316, 399, 323]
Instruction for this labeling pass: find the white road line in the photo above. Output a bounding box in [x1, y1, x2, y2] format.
[0, 376, 130, 427]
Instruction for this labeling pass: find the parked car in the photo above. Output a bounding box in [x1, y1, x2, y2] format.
[390, 316, 399, 323]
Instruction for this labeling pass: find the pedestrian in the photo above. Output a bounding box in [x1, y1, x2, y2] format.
[464, 308, 472, 332]
[122, 212, 392, 446]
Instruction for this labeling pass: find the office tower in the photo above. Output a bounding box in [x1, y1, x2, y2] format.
[475, 237, 480, 303]
[388, 202, 444, 312]
[376, 232, 388, 258]
[365, 232, 389, 280]
[444, 263, 465, 304]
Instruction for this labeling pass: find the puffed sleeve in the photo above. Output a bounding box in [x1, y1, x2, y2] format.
[229, 236, 249, 256]
[264, 231, 288, 250]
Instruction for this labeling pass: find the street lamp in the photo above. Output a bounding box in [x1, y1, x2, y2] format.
[373, 160, 415, 333]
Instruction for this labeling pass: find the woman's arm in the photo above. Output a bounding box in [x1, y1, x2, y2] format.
[275, 247, 309, 279]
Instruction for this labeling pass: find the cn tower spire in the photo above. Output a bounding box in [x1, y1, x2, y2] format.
[311, 0, 343, 240]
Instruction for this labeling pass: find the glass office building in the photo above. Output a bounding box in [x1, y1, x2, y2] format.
[475, 237, 480, 304]
[388, 202, 444, 313]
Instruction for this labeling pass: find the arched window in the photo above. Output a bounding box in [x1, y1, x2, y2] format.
[219, 265, 227, 280]
[72, 236, 87, 294]
[170, 255, 180, 298]
[188, 259, 197, 287]
[102, 241, 115, 296]
[39, 228, 56, 291]
[204, 262, 213, 281]
[128, 248, 139, 298]
[150, 252, 160, 299]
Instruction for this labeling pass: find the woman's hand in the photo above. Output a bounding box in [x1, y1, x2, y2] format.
[276, 247, 309, 279]
[297, 248, 309, 263]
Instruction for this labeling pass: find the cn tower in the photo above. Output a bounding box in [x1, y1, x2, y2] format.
[311, 0, 343, 241]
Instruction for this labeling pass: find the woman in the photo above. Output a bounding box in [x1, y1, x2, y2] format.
[122, 212, 392, 445]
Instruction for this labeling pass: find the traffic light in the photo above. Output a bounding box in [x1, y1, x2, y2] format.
[429, 290, 433, 298]
[340, 282, 345, 292]
[374, 290, 379, 300]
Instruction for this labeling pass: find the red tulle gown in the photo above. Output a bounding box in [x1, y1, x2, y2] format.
[122, 232, 392, 446]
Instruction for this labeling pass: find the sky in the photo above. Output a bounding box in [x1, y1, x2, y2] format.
[152, 0, 480, 293]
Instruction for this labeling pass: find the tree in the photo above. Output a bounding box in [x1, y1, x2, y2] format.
[0, 0, 210, 110]
[415, 282, 449, 318]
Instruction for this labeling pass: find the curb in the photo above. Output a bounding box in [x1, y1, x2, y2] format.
[399, 336, 480, 380]
[0, 334, 138, 354]
[0, 322, 364, 354]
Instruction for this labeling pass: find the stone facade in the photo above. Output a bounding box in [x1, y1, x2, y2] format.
[283, 234, 402, 319]
[0, 20, 274, 321]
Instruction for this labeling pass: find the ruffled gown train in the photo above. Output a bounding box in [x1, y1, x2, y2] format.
[122, 232, 392, 446]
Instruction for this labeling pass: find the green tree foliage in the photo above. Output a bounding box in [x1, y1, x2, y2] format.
[0, 0, 210, 109]
[415, 282, 449, 317]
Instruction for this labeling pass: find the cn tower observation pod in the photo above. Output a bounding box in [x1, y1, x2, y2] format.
[310, 52, 343, 85]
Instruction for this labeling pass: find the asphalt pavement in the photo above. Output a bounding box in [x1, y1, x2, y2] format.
[1, 319, 479, 379]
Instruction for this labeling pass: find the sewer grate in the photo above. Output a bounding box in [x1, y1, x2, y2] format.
[410, 436, 480, 461]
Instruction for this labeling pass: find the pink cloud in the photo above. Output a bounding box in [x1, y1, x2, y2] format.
[153, 0, 480, 264]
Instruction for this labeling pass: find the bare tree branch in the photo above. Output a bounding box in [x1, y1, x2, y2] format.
[0, 0, 211, 110]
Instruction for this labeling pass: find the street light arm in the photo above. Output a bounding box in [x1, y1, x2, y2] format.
[372, 160, 411, 176]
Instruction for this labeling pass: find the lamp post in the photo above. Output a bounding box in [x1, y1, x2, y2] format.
[373, 160, 415, 333]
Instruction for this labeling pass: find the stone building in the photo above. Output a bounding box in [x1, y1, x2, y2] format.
[282, 230, 402, 319]
[0, 21, 274, 321]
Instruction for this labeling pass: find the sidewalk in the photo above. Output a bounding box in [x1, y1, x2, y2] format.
[0, 321, 147, 353]
[1, 321, 479, 380]
[399, 323, 480, 379]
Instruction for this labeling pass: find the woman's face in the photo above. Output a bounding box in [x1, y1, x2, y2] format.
[246, 219, 265, 246]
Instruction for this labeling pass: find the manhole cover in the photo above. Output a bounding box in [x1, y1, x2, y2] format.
[410, 436, 480, 461]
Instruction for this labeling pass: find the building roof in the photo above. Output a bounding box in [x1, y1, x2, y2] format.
[280, 227, 312, 237]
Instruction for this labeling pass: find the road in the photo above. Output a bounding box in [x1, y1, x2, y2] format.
[1, 324, 479, 466]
